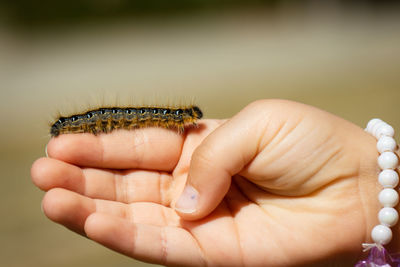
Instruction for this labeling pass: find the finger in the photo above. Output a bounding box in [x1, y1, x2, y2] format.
[32, 157, 84, 194]
[41, 188, 181, 234]
[47, 127, 184, 170]
[174, 100, 280, 220]
[42, 188, 94, 235]
[32, 157, 173, 204]
[85, 213, 205, 266]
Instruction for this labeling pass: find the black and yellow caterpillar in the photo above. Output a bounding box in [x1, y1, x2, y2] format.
[50, 105, 203, 137]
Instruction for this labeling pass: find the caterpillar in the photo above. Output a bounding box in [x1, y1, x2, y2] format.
[50, 105, 203, 137]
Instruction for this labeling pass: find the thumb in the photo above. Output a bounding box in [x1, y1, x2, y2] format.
[174, 100, 270, 220]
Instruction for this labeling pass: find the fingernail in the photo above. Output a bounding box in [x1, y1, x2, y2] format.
[45, 144, 48, 157]
[175, 185, 198, 214]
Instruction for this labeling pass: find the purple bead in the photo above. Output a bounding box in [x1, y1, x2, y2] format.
[355, 246, 400, 267]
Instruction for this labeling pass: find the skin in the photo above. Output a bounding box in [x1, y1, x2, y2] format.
[31, 99, 399, 266]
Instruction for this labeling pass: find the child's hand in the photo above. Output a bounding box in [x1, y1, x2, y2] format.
[31, 99, 382, 266]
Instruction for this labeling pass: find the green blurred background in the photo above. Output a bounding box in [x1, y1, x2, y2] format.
[1, 1, 399, 266]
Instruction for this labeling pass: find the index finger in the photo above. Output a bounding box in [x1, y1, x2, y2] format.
[47, 127, 184, 170]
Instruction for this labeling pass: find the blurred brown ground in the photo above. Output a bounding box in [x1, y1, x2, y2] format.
[0, 1, 399, 267]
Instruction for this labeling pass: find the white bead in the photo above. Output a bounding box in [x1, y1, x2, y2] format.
[378, 152, 399, 170]
[379, 169, 399, 188]
[376, 124, 395, 139]
[379, 188, 399, 207]
[365, 119, 398, 247]
[378, 207, 399, 227]
[372, 121, 387, 138]
[371, 224, 392, 245]
[377, 136, 397, 153]
[366, 118, 382, 134]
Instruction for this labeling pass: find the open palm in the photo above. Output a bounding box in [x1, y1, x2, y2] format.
[31, 100, 381, 266]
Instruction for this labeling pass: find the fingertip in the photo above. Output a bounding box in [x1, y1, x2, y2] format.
[31, 157, 83, 192]
[84, 213, 120, 238]
[31, 158, 54, 190]
[42, 188, 71, 222]
[42, 188, 93, 234]
[84, 213, 134, 256]
[47, 134, 102, 164]
[84, 213, 104, 238]
[46, 135, 67, 160]
[45, 137, 58, 158]
[174, 178, 231, 221]
[174, 185, 198, 215]
[31, 157, 45, 183]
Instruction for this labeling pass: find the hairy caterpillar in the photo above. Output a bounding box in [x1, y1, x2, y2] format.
[50, 105, 203, 137]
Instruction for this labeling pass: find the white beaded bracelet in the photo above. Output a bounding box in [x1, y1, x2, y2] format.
[365, 119, 399, 246]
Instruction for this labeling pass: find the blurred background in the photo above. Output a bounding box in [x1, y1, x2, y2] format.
[1, 0, 399, 266]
